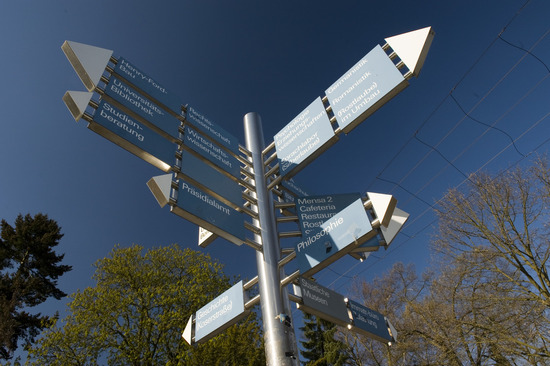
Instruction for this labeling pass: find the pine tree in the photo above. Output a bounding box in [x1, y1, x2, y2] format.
[300, 312, 349, 366]
[0, 213, 71, 360]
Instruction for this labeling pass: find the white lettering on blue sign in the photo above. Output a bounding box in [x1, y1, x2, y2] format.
[180, 182, 230, 216]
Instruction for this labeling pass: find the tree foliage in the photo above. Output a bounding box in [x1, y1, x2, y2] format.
[300, 312, 350, 366]
[0, 213, 71, 360]
[26, 244, 264, 365]
[336, 158, 550, 365]
[435, 158, 550, 308]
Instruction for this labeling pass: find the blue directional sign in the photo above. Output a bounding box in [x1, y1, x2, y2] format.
[178, 149, 243, 209]
[348, 300, 392, 343]
[295, 193, 375, 276]
[103, 76, 181, 141]
[296, 277, 350, 326]
[274, 97, 337, 178]
[185, 106, 241, 156]
[181, 125, 241, 178]
[113, 57, 183, 115]
[194, 281, 247, 343]
[172, 179, 245, 246]
[325, 45, 408, 134]
[89, 100, 176, 172]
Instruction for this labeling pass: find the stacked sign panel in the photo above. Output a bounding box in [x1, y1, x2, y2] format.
[295, 193, 375, 277]
[325, 45, 408, 134]
[274, 97, 338, 178]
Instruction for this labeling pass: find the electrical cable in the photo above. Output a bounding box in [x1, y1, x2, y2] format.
[324, 0, 550, 291]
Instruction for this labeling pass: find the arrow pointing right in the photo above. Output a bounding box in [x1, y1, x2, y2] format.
[385, 26, 434, 77]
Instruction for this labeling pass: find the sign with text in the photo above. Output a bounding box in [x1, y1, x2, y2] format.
[295, 277, 350, 326]
[348, 300, 392, 343]
[172, 179, 245, 246]
[274, 97, 337, 178]
[185, 106, 241, 156]
[181, 125, 241, 178]
[89, 100, 176, 172]
[103, 76, 181, 141]
[325, 45, 407, 134]
[178, 149, 243, 209]
[113, 57, 183, 115]
[194, 281, 248, 343]
[295, 193, 374, 277]
[277, 178, 310, 216]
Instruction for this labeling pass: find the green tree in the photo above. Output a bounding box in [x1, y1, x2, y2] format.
[300, 312, 349, 366]
[0, 213, 71, 360]
[27, 244, 265, 365]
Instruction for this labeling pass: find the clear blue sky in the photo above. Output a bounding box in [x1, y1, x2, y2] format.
[1, 0, 549, 354]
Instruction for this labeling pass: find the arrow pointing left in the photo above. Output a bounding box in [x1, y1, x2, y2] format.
[61, 41, 113, 91]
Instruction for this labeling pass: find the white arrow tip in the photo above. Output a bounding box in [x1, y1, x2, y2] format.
[380, 207, 409, 247]
[385, 26, 434, 77]
[61, 40, 113, 91]
[182, 315, 193, 345]
[367, 192, 397, 227]
[62, 91, 93, 121]
[147, 174, 174, 207]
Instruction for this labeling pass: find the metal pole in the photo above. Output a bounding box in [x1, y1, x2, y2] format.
[244, 113, 299, 366]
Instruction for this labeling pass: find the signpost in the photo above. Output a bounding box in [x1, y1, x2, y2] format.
[348, 300, 393, 343]
[113, 57, 183, 116]
[62, 26, 433, 366]
[148, 174, 245, 246]
[89, 100, 177, 172]
[182, 281, 249, 345]
[293, 277, 397, 344]
[180, 124, 241, 178]
[274, 97, 338, 178]
[184, 106, 241, 156]
[295, 193, 377, 277]
[177, 149, 243, 209]
[102, 76, 181, 141]
[325, 45, 408, 134]
[294, 276, 350, 326]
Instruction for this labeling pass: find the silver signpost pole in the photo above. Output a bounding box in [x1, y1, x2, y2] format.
[62, 27, 435, 364]
[244, 113, 299, 366]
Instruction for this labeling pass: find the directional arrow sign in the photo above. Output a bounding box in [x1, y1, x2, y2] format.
[113, 57, 183, 115]
[103, 76, 181, 142]
[366, 192, 397, 228]
[185, 106, 241, 156]
[61, 41, 113, 92]
[198, 227, 217, 248]
[353, 206, 409, 252]
[181, 124, 241, 178]
[380, 207, 409, 247]
[147, 174, 245, 246]
[293, 277, 396, 345]
[295, 277, 350, 326]
[182, 281, 248, 345]
[62, 90, 93, 121]
[89, 100, 177, 172]
[385, 26, 434, 77]
[348, 300, 392, 343]
[274, 97, 338, 178]
[325, 27, 434, 134]
[63, 92, 177, 172]
[295, 193, 376, 277]
[177, 149, 243, 209]
[325, 44, 407, 134]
